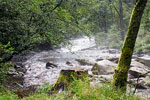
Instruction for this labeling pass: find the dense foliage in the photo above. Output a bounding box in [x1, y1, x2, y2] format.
[1, 0, 150, 52]
[0, 0, 95, 52]
[0, 42, 14, 85]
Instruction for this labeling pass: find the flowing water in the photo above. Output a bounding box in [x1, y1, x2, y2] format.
[11, 36, 150, 99]
[23, 36, 120, 87]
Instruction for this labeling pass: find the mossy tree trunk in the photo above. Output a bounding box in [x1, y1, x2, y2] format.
[112, 0, 147, 91]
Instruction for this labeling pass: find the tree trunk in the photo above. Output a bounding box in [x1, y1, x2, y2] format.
[119, 0, 124, 40]
[112, 0, 147, 91]
[103, 6, 108, 33]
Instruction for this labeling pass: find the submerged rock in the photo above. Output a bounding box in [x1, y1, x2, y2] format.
[66, 61, 73, 66]
[107, 57, 119, 64]
[45, 62, 58, 69]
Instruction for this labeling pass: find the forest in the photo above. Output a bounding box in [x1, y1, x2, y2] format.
[0, 0, 150, 100]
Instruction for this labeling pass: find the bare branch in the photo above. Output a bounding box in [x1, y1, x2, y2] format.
[51, 0, 63, 12]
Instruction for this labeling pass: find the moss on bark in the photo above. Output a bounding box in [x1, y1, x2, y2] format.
[49, 68, 88, 94]
[112, 0, 147, 91]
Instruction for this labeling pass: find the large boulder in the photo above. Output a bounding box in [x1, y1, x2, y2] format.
[129, 60, 150, 79]
[91, 60, 117, 75]
[135, 56, 150, 67]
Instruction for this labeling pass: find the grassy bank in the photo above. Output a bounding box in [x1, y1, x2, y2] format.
[0, 79, 141, 100]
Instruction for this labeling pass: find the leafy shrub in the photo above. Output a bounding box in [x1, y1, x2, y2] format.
[0, 42, 14, 85]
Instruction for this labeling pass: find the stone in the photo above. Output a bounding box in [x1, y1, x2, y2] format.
[135, 56, 150, 67]
[128, 67, 147, 78]
[75, 59, 95, 66]
[66, 61, 73, 66]
[129, 60, 150, 78]
[128, 79, 147, 89]
[107, 57, 119, 64]
[91, 60, 117, 75]
[130, 60, 148, 68]
[96, 58, 103, 61]
[46, 62, 58, 69]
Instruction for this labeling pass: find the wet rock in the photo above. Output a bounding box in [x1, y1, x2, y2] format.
[131, 60, 148, 68]
[49, 68, 88, 94]
[16, 68, 27, 73]
[75, 59, 94, 66]
[129, 60, 150, 78]
[66, 61, 73, 66]
[128, 79, 147, 89]
[135, 84, 147, 89]
[107, 57, 119, 64]
[108, 49, 119, 54]
[7, 66, 25, 77]
[96, 58, 103, 61]
[11, 55, 27, 62]
[135, 56, 150, 67]
[91, 60, 117, 75]
[15, 62, 24, 68]
[7, 71, 19, 76]
[140, 76, 150, 87]
[129, 67, 147, 78]
[46, 62, 58, 69]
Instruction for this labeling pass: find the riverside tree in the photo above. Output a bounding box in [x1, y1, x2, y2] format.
[112, 0, 148, 91]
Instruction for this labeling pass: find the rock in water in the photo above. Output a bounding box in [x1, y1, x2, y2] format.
[91, 60, 117, 75]
[48, 68, 88, 94]
[45, 62, 58, 69]
[75, 59, 94, 66]
[135, 56, 150, 67]
[66, 61, 73, 66]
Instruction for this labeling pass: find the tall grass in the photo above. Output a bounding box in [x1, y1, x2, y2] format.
[0, 79, 141, 100]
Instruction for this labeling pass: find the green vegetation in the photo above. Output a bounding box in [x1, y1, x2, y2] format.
[1, 0, 150, 52]
[0, 0, 150, 99]
[0, 42, 14, 85]
[0, 0, 94, 52]
[0, 80, 140, 100]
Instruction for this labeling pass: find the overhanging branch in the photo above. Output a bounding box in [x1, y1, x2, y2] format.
[51, 0, 63, 12]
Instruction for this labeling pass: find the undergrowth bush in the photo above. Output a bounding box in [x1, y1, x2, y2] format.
[0, 42, 14, 85]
